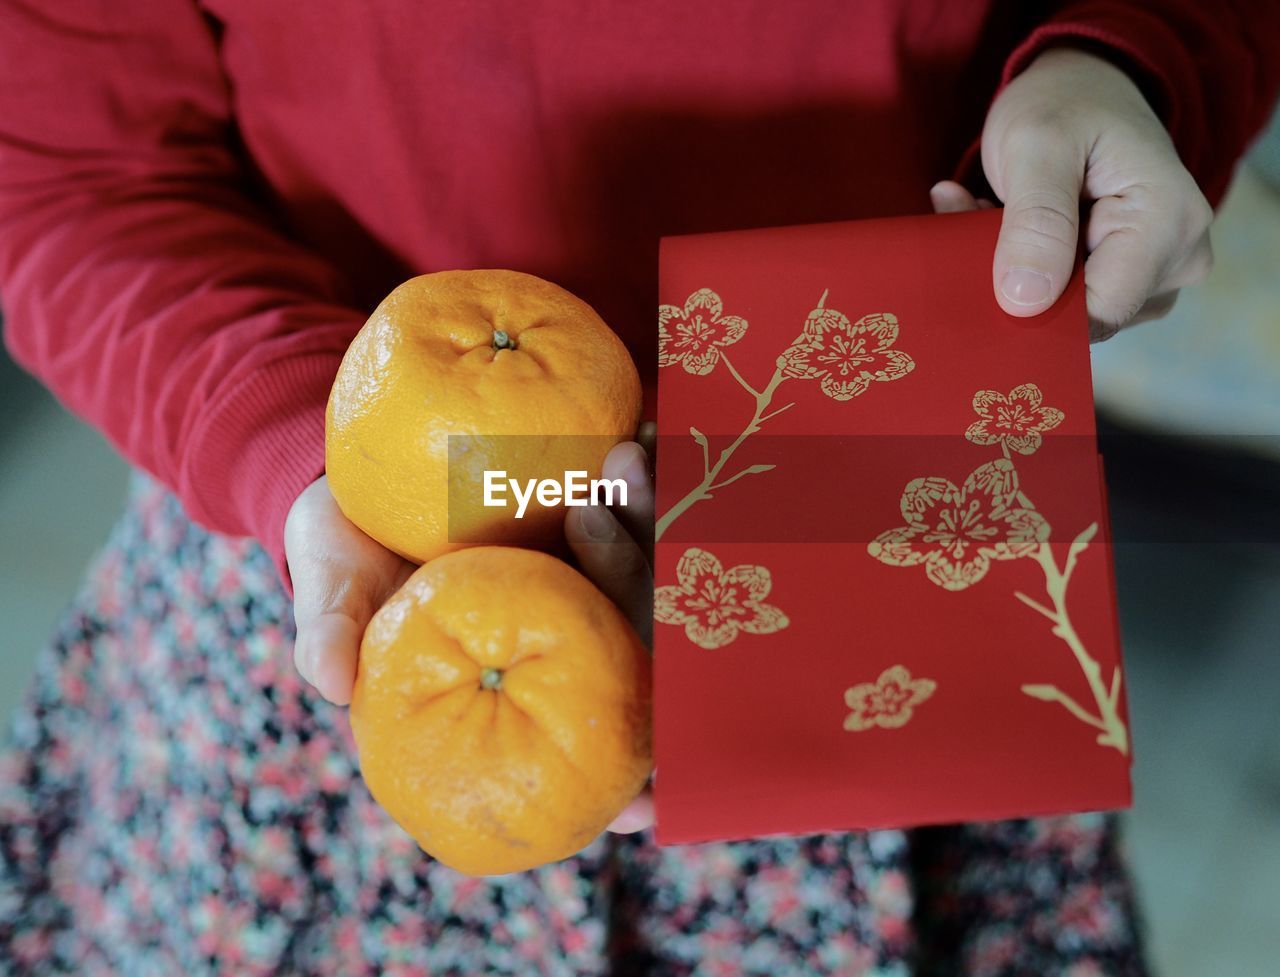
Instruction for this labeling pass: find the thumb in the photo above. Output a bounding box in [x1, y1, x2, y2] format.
[285, 476, 412, 706]
[291, 565, 381, 707]
[989, 143, 1085, 317]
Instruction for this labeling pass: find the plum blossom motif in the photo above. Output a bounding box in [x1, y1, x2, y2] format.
[658, 288, 748, 376]
[867, 459, 1049, 591]
[843, 665, 937, 731]
[965, 383, 1065, 456]
[654, 548, 789, 649]
[779, 306, 913, 401]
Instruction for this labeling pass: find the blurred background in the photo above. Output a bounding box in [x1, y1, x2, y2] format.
[2, 111, 1278, 977]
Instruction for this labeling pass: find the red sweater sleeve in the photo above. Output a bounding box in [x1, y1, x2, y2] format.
[0, 1, 366, 594]
[957, 0, 1280, 208]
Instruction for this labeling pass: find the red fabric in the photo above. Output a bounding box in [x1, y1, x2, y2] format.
[0, 1, 1275, 594]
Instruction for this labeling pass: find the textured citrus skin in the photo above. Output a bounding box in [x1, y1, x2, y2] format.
[326, 270, 643, 564]
[349, 547, 653, 876]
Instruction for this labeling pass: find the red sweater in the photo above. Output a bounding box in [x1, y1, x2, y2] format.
[0, 1, 1275, 592]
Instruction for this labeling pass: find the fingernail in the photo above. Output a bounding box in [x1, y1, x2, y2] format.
[299, 616, 346, 687]
[313, 643, 354, 707]
[307, 617, 357, 703]
[581, 503, 616, 541]
[1000, 268, 1052, 307]
[617, 443, 649, 491]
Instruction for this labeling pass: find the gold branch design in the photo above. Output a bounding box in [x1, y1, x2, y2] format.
[655, 289, 913, 542]
[1016, 523, 1129, 755]
[655, 355, 792, 542]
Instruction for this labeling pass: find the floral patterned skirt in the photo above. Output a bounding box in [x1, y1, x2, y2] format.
[0, 471, 1150, 976]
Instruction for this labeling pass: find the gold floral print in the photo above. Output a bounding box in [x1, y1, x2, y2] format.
[865, 379, 1130, 755]
[867, 459, 1050, 591]
[780, 307, 914, 401]
[655, 288, 914, 654]
[843, 665, 937, 732]
[655, 289, 915, 542]
[965, 383, 1065, 456]
[658, 288, 748, 376]
[654, 547, 789, 649]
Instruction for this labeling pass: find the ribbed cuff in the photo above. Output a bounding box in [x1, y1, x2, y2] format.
[183, 349, 347, 598]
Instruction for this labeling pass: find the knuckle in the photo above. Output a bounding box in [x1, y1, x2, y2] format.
[1185, 239, 1214, 285]
[1186, 188, 1214, 236]
[1168, 234, 1214, 289]
[299, 557, 374, 621]
[1090, 318, 1122, 343]
[1198, 239, 1215, 278]
[1164, 178, 1213, 244]
[1086, 285, 1144, 337]
[1148, 292, 1179, 321]
[1007, 199, 1079, 251]
[1129, 292, 1180, 327]
[1113, 294, 1146, 326]
[1005, 109, 1076, 151]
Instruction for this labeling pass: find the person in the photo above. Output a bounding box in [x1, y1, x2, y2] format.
[0, 2, 1275, 974]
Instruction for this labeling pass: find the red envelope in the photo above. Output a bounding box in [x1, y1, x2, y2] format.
[652, 209, 1133, 846]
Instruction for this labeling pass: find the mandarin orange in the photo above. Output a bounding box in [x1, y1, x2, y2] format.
[326, 270, 642, 564]
[349, 546, 653, 876]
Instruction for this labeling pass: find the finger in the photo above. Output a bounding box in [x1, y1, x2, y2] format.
[1082, 176, 1214, 296]
[637, 420, 656, 459]
[300, 613, 364, 706]
[566, 503, 653, 647]
[606, 788, 654, 834]
[1079, 186, 1175, 337]
[290, 571, 373, 706]
[1163, 225, 1214, 292]
[285, 478, 413, 705]
[1125, 290, 1179, 328]
[930, 180, 981, 214]
[989, 140, 1086, 317]
[602, 440, 654, 565]
[1090, 289, 1180, 341]
[1082, 174, 1213, 338]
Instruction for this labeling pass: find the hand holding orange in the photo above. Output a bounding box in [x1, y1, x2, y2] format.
[320, 270, 653, 876]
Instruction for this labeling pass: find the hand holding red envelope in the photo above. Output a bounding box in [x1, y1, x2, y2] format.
[652, 208, 1132, 846]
